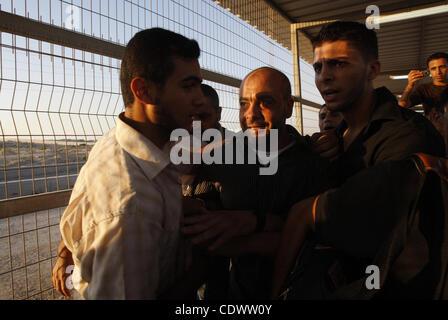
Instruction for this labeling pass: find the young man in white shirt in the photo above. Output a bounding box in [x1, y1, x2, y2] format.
[57, 28, 209, 299]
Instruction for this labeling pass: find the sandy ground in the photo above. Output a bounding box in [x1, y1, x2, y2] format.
[0, 140, 92, 199]
[0, 141, 89, 299]
[0, 208, 68, 300]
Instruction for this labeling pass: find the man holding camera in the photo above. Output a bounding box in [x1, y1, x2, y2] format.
[398, 52, 448, 137]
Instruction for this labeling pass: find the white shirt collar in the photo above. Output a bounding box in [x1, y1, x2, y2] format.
[115, 113, 171, 180]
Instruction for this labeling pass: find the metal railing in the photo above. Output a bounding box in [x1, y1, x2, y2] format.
[0, 206, 66, 299]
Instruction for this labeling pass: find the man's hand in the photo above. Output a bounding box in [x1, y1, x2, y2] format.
[182, 208, 257, 251]
[311, 130, 340, 161]
[399, 70, 424, 108]
[52, 242, 74, 298]
[407, 70, 424, 88]
[182, 196, 206, 216]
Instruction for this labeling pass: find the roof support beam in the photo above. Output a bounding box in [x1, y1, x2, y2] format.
[0, 10, 124, 58]
[291, 26, 303, 133]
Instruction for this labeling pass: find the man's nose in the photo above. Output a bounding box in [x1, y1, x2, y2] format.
[318, 63, 334, 83]
[245, 102, 263, 122]
[194, 87, 206, 106]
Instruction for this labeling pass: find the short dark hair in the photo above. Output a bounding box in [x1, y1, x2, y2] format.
[426, 52, 448, 67]
[201, 84, 220, 109]
[312, 21, 378, 61]
[120, 28, 200, 107]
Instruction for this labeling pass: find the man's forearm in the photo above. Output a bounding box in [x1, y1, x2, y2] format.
[271, 197, 315, 299]
[57, 239, 71, 258]
[398, 85, 414, 108]
[209, 212, 284, 256]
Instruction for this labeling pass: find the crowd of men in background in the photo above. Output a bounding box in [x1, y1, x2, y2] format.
[52, 21, 448, 300]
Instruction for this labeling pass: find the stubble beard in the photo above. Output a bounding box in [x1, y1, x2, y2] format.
[325, 73, 369, 114]
[153, 93, 190, 133]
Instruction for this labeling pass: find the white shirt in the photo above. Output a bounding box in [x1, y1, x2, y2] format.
[60, 113, 189, 299]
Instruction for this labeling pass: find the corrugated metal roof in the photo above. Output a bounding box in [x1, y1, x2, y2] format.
[268, 0, 448, 94]
[273, 0, 444, 22]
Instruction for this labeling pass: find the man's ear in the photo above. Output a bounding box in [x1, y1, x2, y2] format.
[367, 60, 381, 81]
[285, 96, 294, 118]
[130, 77, 158, 105]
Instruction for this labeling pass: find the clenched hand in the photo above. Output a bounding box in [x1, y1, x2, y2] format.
[52, 243, 74, 298]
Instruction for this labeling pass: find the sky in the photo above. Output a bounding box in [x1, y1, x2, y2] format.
[0, 0, 323, 139]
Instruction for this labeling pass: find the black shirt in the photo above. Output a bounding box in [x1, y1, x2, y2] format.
[311, 87, 447, 299]
[326, 86, 445, 186]
[199, 125, 330, 299]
